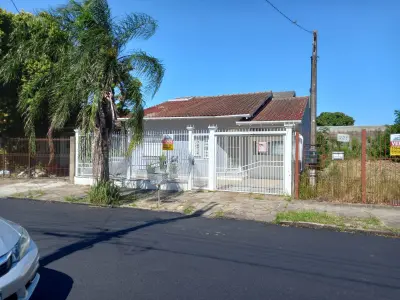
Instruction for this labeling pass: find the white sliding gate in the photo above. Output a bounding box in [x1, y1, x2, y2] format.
[214, 128, 287, 195]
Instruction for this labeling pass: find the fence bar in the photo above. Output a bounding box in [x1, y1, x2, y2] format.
[187, 126, 194, 190]
[361, 129, 367, 203]
[295, 132, 300, 199]
[208, 125, 217, 190]
[28, 142, 31, 178]
[284, 125, 293, 196]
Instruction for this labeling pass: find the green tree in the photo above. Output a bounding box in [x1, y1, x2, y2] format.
[0, 0, 164, 181]
[395, 110, 400, 125]
[317, 112, 355, 126]
[0, 9, 24, 138]
[0, 9, 68, 141]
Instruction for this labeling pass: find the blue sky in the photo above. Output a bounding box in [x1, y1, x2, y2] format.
[2, 0, 399, 125]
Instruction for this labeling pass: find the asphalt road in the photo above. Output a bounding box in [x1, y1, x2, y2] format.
[0, 198, 399, 300]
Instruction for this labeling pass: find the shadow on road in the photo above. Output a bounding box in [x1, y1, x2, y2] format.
[31, 267, 73, 300]
[40, 203, 217, 267]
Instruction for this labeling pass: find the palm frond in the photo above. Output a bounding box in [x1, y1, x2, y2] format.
[121, 50, 164, 97]
[114, 13, 157, 48]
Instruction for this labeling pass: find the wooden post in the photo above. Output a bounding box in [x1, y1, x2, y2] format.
[295, 132, 300, 199]
[361, 129, 367, 203]
[309, 30, 318, 186]
[69, 136, 76, 183]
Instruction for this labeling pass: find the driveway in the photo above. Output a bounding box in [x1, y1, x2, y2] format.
[0, 198, 399, 300]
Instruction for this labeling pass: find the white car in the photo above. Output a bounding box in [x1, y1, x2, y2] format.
[0, 218, 40, 300]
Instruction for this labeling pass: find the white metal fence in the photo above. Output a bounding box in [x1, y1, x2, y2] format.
[191, 130, 209, 189]
[75, 125, 294, 195]
[129, 129, 191, 182]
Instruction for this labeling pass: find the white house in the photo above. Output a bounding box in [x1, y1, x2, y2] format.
[76, 90, 310, 196]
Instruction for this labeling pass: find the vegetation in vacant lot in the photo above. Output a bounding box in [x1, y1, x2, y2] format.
[300, 160, 400, 204]
[86, 181, 121, 206]
[301, 110, 400, 204]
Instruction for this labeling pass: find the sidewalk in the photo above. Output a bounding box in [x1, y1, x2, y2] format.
[127, 190, 400, 229]
[1, 179, 399, 230]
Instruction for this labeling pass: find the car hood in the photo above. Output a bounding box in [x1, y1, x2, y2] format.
[0, 217, 21, 256]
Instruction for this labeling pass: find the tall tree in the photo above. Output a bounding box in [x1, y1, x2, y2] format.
[394, 110, 400, 125]
[317, 112, 355, 126]
[0, 0, 164, 181]
[0, 9, 24, 138]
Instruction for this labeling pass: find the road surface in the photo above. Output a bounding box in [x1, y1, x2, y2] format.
[0, 198, 399, 300]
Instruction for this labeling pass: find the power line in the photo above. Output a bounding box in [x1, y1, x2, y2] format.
[10, 0, 20, 13]
[264, 0, 312, 34]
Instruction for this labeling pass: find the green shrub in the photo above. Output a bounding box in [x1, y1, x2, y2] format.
[87, 180, 121, 205]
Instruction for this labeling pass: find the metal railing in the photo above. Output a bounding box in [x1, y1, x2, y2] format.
[1, 138, 70, 178]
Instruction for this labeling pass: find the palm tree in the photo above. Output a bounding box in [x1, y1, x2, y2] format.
[0, 0, 164, 181]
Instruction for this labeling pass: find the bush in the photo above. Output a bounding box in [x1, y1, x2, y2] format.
[87, 180, 121, 205]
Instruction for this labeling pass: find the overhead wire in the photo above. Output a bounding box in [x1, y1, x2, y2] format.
[9, 0, 20, 13]
[264, 0, 313, 34]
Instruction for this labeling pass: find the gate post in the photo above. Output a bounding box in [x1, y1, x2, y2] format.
[126, 129, 132, 182]
[284, 125, 293, 196]
[187, 126, 194, 191]
[208, 125, 217, 190]
[69, 136, 75, 183]
[74, 129, 80, 179]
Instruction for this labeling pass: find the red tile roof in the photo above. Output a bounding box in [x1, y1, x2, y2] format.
[144, 91, 272, 118]
[139, 91, 308, 122]
[251, 96, 309, 121]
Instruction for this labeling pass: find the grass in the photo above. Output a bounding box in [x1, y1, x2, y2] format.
[284, 194, 292, 202]
[64, 195, 86, 203]
[275, 210, 345, 226]
[12, 189, 45, 199]
[253, 194, 264, 200]
[274, 210, 395, 233]
[183, 205, 195, 215]
[214, 210, 225, 218]
[86, 181, 121, 206]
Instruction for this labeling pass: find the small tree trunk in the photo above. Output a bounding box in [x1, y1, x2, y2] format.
[92, 91, 116, 182]
[92, 125, 110, 182]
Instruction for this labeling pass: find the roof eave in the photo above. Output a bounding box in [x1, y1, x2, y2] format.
[236, 120, 302, 126]
[117, 114, 251, 121]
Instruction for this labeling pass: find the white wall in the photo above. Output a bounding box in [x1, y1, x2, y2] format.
[143, 117, 242, 131]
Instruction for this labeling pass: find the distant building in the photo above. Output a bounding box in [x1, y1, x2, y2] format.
[317, 125, 388, 140]
[317, 125, 387, 133]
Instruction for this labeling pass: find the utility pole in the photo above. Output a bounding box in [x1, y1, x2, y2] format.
[309, 30, 318, 186]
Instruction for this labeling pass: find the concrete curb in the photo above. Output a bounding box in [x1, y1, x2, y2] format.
[277, 221, 400, 238]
